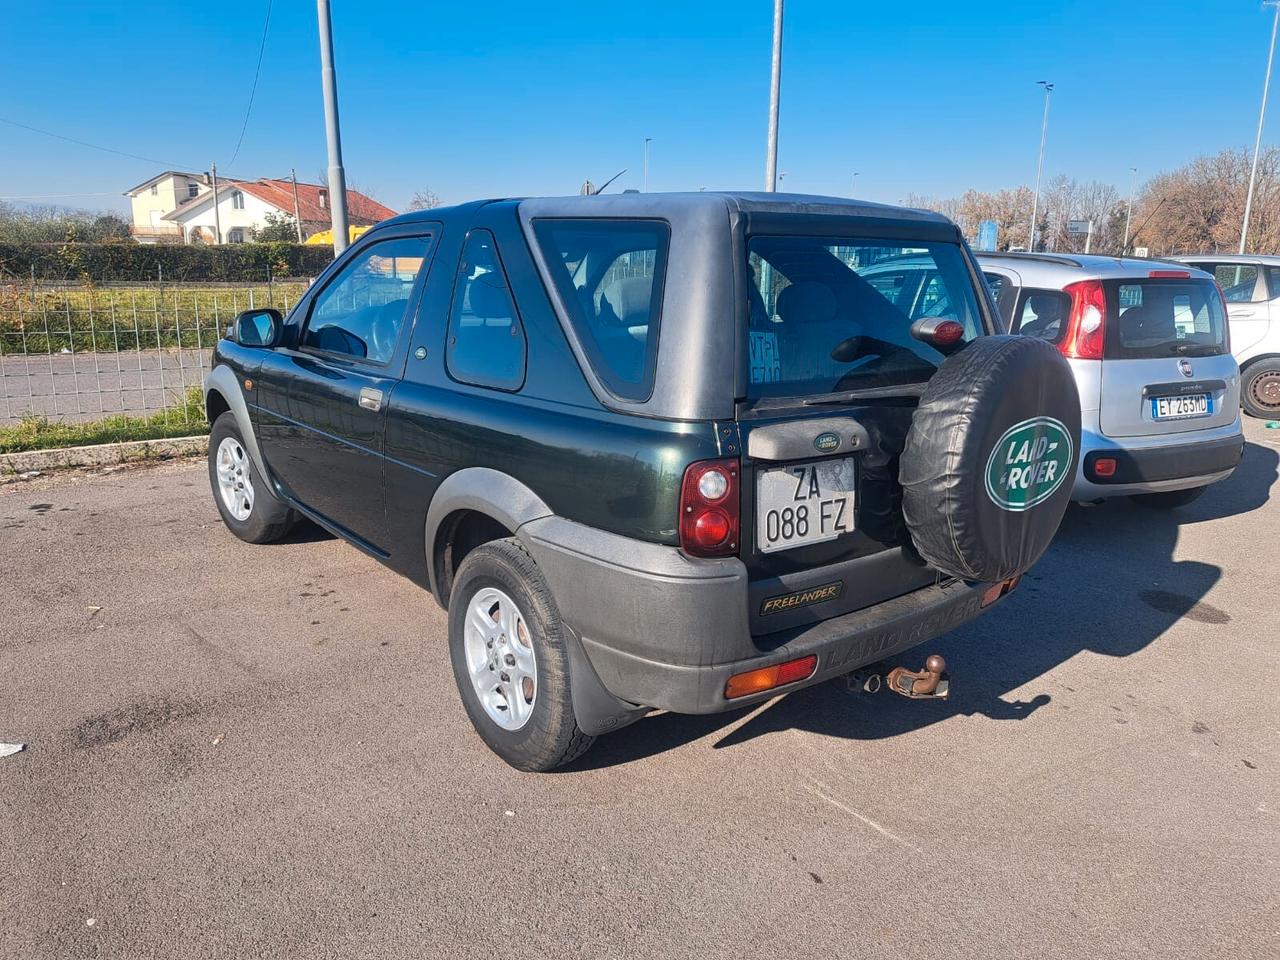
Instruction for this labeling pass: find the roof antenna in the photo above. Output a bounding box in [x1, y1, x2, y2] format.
[590, 169, 627, 195]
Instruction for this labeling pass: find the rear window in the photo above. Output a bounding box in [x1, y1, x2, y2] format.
[532, 218, 669, 401]
[746, 237, 984, 398]
[1103, 279, 1227, 359]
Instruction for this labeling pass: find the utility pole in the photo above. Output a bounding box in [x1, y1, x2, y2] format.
[1242, 1, 1280, 254]
[764, 0, 784, 191]
[210, 161, 223, 245]
[1123, 166, 1138, 253]
[643, 137, 653, 192]
[1028, 80, 1054, 251]
[316, 0, 350, 255]
[290, 168, 304, 242]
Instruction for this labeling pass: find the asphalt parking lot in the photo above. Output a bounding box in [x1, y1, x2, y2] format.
[2, 419, 1278, 960]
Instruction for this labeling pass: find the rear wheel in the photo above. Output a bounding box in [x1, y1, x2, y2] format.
[1241, 359, 1280, 419]
[207, 412, 296, 543]
[447, 538, 593, 772]
[1130, 486, 1207, 509]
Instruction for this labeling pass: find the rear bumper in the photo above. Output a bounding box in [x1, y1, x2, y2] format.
[1073, 413, 1244, 499]
[521, 515, 994, 716]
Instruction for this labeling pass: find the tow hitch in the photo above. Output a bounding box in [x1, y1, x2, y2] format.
[886, 654, 949, 700]
[846, 653, 950, 699]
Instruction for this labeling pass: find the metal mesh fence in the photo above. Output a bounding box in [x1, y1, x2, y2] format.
[0, 280, 309, 426]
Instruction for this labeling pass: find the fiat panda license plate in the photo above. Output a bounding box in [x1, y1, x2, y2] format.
[1152, 393, 1211, 421]
[756, 458, 856, 553]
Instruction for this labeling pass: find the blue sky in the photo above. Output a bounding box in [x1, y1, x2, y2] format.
[1, 1, 1277, 213]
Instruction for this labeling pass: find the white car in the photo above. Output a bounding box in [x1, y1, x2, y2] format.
[1176, 255, 1280, 418]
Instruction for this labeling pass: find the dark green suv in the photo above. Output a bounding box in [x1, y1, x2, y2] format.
[204, 192, 1081, 770]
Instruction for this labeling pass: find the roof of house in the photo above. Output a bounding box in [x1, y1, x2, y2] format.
[159, 177, 397, 224]
[122, 170, 206, 196]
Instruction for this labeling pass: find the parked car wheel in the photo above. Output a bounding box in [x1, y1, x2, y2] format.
[207, 411, 296, 544]
[447, 537, 594, 772]
[1129, 486, 1208, 509]
[1241, 359, 1280, 419]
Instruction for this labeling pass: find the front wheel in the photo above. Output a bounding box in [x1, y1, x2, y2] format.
[1241, 359, 1280, 419]
[447, 538, 594, 772]
[1130, 486, 1208, 509]
[207, 411, 296, 543]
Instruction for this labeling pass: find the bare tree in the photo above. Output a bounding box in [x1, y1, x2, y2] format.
[407, 188, 443, 211]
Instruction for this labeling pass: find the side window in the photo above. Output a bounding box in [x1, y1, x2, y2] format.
[1203, 262, 1261, 302]
[1013, 288, 1071, 342]
[1268, 266, 1280, 301]
[445, 230, 526, 391]
[532, 219, 669, 401]
[303, 235, 429, 363]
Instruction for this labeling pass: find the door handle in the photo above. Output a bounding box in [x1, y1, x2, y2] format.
[1233, 310, 1256, 318]
[358, 387, 384, 411]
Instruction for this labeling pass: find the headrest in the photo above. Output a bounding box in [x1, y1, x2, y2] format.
[467, 273, 512, 320]
[601, 276, 652, 326]
[776, 281, 838, 324]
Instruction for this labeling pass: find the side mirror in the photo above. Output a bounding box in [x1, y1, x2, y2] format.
[909, 316, 968, 356]
[231, 308, 283, 348]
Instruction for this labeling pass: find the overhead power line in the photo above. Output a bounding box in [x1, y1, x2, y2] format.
[228, 0, 274, 168]
[0, 115, 196, 169]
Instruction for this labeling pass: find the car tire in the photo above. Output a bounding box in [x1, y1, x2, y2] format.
[1129, 486, 1208, 509]
[1241, 358, 1280, 419]
[207, 411, 296, 544]
[447, 537, 594, 772]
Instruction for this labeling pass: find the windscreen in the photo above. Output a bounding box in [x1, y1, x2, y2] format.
[746, 237, 983, 399]
[1102, 279, 1228, 359]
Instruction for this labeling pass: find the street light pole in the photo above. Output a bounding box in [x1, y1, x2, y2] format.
[1241, 1, 1280, 255]
[851, 171, 860, 196]
[1028, 80, 1054, 251]
[643, 137, 653, 192]
[1123, 166, 1138, 253]
[316, 0, 350, 256]
[764, 0, 784, 191]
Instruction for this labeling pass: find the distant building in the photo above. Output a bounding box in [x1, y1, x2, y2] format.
[122, 172, 397, 244]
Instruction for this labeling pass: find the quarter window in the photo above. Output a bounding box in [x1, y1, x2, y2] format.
[303, 236, 430, 363]
[446, 230, 526, 391]
[532, 219, 669, 401]
[1013, 288, 1071, 342]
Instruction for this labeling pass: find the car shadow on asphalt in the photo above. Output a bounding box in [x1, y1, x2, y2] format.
[568, 439, 1278, 770]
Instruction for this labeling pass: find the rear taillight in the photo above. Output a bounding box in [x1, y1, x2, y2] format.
[1060, 279, 1107, 360]
[679, 458, 740, 558]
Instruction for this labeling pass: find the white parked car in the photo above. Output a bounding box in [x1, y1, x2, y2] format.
[1175, 254, 1280, 418]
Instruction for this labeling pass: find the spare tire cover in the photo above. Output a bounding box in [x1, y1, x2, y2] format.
[900, 335, 1081, 583]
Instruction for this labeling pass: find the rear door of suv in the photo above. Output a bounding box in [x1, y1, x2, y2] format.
[735, 228, 992, 635]
[1097, 272, 1238, 438]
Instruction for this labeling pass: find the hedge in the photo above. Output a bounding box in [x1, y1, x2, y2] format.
[0, 241, 334, 283]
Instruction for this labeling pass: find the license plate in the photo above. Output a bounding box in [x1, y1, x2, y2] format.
[1152, 393, 1211, 420]
[756, 458, 856, 554]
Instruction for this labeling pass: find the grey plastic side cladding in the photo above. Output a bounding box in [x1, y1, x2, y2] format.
[204, 365, 268, 478]
[422, 467, 556, 600]
[421, 466, 647, 738]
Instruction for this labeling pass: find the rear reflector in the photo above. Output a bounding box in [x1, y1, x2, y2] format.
[981, 575, 1021, 608]
[1092, 457, 1117, 478]
[724, 654, 818, 700]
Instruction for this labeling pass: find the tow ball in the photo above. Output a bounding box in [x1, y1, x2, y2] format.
[886, 654, 949, 700]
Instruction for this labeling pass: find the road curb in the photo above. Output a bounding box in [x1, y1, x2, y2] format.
[0, 435, 208, 476]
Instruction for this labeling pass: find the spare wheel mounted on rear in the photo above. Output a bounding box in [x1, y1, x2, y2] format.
[900, 335, 1081, 583]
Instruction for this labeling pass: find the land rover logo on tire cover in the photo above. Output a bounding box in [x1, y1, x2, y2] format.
[814, 431, 841, 453]
[984, 416, 1073, 512]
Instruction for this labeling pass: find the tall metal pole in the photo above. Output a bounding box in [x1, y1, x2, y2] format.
[1242, 1, 1280, 255]
[1028, 81, 1053, 251]
[851, 171, 860, 196]
[290, 168, 304, 242]
[210, 162, 223, 245]
[643, 137, 653, 192]
[316, 0, 350, 255]
[1123, 166, 1138, 252]
[764, 0, 784, 191]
